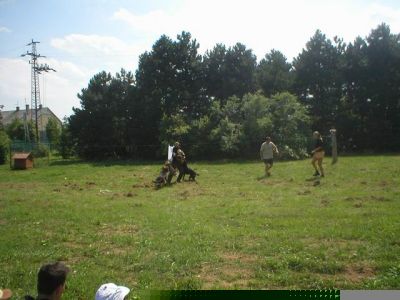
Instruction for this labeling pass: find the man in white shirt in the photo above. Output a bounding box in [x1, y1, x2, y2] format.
[260, 137, 279, 177]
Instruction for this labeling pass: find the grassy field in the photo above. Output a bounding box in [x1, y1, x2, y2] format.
[0, 155, 399, 298]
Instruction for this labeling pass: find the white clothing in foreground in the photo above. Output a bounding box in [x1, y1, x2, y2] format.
[95, 283, 130, 300]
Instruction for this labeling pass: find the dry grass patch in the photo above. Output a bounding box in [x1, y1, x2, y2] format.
[197, 251, 259, 289]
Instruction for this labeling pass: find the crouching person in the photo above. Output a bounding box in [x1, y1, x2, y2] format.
[154, 161, 175, 188]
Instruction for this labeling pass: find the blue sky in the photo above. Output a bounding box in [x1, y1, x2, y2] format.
[1, 0, 400, 119]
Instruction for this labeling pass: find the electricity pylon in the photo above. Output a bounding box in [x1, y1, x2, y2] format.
[21, 39, 56, 142]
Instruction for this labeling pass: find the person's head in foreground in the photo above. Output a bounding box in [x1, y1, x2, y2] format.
[174, 141, 180, 148]
[95, 283, 130, 300]
[37, 261, 70, 300]
[265, 136, 271, 143]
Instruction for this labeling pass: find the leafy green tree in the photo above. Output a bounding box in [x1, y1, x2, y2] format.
[241, 93, 273, 153]
[134, 32, 207, 157]
[200, 92, 310, 159]
[363, 24, 400, 151]
[267, 92, 311, 159]
[209, 96, 243, 156]
[46, 118, 61, 147]
[59, 121, 75, 159]
[6, 118, 25, 140]
[342, 24, 400, 151]
[256, 50, 293, 96]
[0, 130, 9, 164]
[0, 106, 4, 131]
[293, 30, 345, 133]
[69, 69, 134, 159]
[203, 43, 257, 103]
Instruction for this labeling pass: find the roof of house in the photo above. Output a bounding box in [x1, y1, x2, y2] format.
[1, 107, 62, 127]
[12, 152, 33, 160]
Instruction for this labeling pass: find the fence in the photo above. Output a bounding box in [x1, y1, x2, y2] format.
[9, 140, 56, 168]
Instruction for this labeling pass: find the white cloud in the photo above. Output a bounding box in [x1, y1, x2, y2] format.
[50, 33, 146, 73]
[0, 57, 89, 119]
[0, 26, 11, 33]
[112, 0, 400, 61]
[112, 8, 174, 35]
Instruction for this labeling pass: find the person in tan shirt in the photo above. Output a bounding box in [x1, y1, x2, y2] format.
[260, 136, 279, 177]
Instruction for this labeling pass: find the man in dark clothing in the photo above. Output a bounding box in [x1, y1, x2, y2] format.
[25, 262, 70, 300]
[171, 142, 185, 183]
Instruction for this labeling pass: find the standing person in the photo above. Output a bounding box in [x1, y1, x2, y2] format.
[172, 142, 185, 183]
[24, 262, 70, 300]
[260, 137, 279, 177]
[311, 131, 325, 177]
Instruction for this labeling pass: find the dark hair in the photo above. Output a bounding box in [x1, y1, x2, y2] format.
[37, 262, 70, 295]
[266, 136, 271, 141]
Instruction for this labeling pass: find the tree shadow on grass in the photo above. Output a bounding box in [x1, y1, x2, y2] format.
[305, 176, 320, 182]
[256, 175, 267, 181]
[50, 159, 161, 167]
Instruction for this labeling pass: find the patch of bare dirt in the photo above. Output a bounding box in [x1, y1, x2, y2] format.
[343, 264, 376, 283]
[176, 185, 205, 200]
[320, 199, 330, 206]
[219, 251, 258, 264]
[297, 190, 311, 195]
[301, 238, 364, 250]
[197, 251, 259, 289]
[198, 264, 252, 289]
[344, 195, 391, 203]
[98, 223, 140, 236]
[132, 182, 151, 188]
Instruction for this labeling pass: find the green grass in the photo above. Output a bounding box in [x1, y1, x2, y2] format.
[0, 156, 400, 298]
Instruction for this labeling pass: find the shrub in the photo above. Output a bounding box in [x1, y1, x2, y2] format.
[0, 131, 10, 165]
[32, 143, 49, 158]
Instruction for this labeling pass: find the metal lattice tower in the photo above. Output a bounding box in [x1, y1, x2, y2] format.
[21, 39, 56, 142]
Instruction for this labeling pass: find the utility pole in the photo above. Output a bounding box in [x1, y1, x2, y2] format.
[21, 39, 56, 143]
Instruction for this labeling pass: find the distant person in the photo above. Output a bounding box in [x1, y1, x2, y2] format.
[311, 131, 325, 177]
[24, 262, 70, 300]
[260, 137, 279, 177]
[95, 283, 130, 300]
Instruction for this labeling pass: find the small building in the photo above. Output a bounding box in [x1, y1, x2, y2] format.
[1, 105, 62, 142]
[12, 152, 34, 170]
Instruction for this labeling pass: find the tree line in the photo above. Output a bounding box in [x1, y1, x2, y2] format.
[8, 23, 400, 161]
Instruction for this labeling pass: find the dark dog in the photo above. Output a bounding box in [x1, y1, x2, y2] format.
[182, 165, 199, 181]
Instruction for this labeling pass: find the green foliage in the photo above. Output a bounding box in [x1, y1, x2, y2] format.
[0, 108, 3, 131]
[0, 130, 9, 165]
[66, 25, 400, 160]
[59, 123, 75, 159]
[45, 118, 61, 146]
[5, 118, 24, 140]
[256, 49, 293, 96]
[69, 69, 135, 159]
[344, 24, 400, 151]
[203, 43, 257, 101]
[32, 143, 49, 158]
[293, 30, 345, 133]
[5, 118, 35, 141]
[204, 92, 310, 159]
